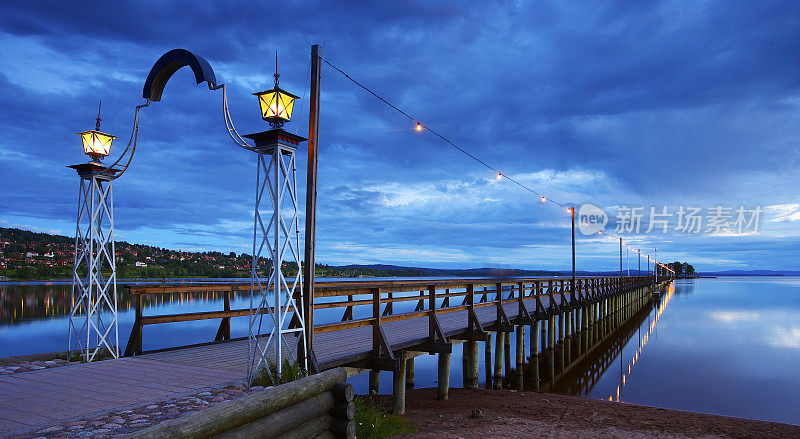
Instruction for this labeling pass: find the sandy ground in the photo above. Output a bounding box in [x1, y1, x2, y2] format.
[372, 388, 800, 439]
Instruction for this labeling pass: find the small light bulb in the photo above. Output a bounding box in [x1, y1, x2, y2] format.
[540, 196, 547, 203]
[415, 123, 422, 132]
[496, 173, 502, 180]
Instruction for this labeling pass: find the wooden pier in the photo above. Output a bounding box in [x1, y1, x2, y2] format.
[0, 275, 671, 435]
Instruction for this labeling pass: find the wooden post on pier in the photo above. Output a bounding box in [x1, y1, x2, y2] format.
[484, 335, 493, 389]
[464, 340, 479, 389]
[564, 311, 571, 365]
[493, 331, 505, 389]
[393, 353, 406, 415]
[548, 316, 556, 385]
[583, 305, 590, 354]
[405, 358, 414, 389]
[558, 312, 565, 377]
[504, 330, 511, 386]
[515, 325, 525, 390]
[437, 352, 451, 400]
[531, 320, 540, 391]
[369, 371, 379, 395]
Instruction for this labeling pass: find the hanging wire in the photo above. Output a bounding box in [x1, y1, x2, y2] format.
[321, 56, 569, 209]
[210, 83, 255, 151]
[294, 60, 311, 136]
[319, 55, 681, 270]
[102, 99, 151, 179]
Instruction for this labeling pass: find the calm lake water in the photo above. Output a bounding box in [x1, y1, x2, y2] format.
[1, 276, 798, 425]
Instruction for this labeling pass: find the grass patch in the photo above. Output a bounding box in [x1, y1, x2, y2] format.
[251, 359, 307, 387]
[354, 397, 416, 439]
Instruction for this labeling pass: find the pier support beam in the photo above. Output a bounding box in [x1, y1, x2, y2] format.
[531, 320, 540, 391]
[504, 330, 511, 385]
[369, 370, 380, 395]
[393, 356, 406, 415]
[564, 311, 572, 366]
[515, 325, 525, 390]
[464, 340, 479, 389]
[548, 316, 556, 385]
[405, 357, 414, 389]
[493, 331, 505, 389]
[437, 352, 451, 400]
[485, 335, 493, 389]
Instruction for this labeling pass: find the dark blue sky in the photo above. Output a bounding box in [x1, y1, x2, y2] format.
[0, 1, 798, 271]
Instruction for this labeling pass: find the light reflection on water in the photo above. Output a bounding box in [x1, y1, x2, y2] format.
[1, 276, 798, 425]
[581, 277, 800, 425]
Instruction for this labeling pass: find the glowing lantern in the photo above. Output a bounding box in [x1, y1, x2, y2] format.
[76, 101, 116, 161]
[415, 122, 423, 132]
[254, 86, 299, 128]
[77, 129, 116, 161]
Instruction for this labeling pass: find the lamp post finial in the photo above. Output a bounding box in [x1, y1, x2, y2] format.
[274, 51, 279, 87]
[95, 100, 102, 130]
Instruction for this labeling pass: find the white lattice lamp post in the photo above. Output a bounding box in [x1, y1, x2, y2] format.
[244, 66, 309, 385]
[67, 103, 120, 362]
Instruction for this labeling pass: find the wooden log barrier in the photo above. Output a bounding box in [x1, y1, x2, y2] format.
[215, 393, 335, 439]
[120, 368, 353, 439]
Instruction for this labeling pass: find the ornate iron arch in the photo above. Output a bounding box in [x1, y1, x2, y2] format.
[142, 48, 218, 101]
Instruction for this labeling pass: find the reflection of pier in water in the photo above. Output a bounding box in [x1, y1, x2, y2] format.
[0, 285, 245, 324]
[490, 282, 674, 396]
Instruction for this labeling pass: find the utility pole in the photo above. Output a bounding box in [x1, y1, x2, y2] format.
[619, 238, 622, 277]
[655, 248, 658, 282]
[302, 44, 322, 372]
[638, 249, 641, 276]
[626, 246, 629, 277]
[571, 207, 576, 302]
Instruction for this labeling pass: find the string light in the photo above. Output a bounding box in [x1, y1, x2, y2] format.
[321, 56, 569, 209]
[320, 55, 678, 267]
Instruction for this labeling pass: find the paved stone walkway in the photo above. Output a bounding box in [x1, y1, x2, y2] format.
[5, 383, 264, 438]
[0, 357, 241, 437]
[1, 359, 80, 376]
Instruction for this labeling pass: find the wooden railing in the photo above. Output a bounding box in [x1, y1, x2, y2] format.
[123, 276, 656, 360]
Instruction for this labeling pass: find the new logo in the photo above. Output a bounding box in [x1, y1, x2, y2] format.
[578, 203, 608, 235]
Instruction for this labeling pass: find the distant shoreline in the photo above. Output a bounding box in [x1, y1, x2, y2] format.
[3, 272, 800, 284]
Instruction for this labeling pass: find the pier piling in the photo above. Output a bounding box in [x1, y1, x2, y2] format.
[437, 352, 451, 400]
[485, 335, 493, 389]
[464, 340, 479, 389]
[515, 325, 525, 390]
[369, 370, 379, 395]
[393, 356, 406, 415]
[493, 331, 505, 389]
[405, 357, 414, 389]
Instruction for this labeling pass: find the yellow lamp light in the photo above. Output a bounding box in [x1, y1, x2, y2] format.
[254, 86, 299, 128]
[77, 129, 116, 161]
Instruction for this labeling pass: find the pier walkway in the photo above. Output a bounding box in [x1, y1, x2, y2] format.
[0, 275, 666, 435]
